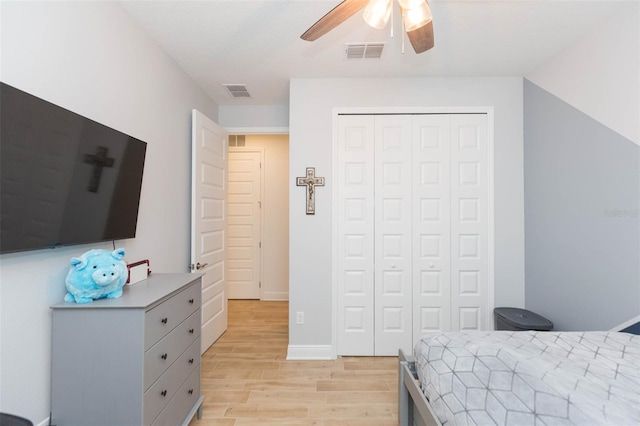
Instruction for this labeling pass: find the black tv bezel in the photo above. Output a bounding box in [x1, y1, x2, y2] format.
[0, 82, 148, 254]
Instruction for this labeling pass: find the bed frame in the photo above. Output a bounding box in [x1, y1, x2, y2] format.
[398, 349, 442, 426]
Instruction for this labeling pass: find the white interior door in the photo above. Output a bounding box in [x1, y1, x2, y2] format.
[227, 150, 262, 299]
[374, 115, 413, 356]
[336, 113, 491, 356]
[450, 114, 489, 331]
[191, 109, 227, 354]
[412, 115, 452, 341]
[336, 115, 375, 356]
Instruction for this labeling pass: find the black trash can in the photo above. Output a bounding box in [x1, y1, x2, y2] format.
[0, 413, 33, 426]
[494, 307, 553, 331]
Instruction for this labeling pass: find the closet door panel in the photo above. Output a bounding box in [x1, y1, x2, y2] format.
[450, 114, 488, 331]
[337, 115, 375, 355]
[412, 115, 452, 343]
[374, 115, 413, 355]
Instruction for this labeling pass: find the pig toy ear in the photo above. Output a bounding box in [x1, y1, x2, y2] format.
[70, 257, 86, 270]
[112, 248, 125, 260]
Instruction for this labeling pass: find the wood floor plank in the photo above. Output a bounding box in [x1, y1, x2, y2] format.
[316, 380, 390, 392]
[224, 403, 308, 418]
[203, 390, 251, 404]
[234, 419, 322, 426]
[306, 403, 396, 418]
[260, 369, 332, 380]
[242, 379, 318, 392]
[325, 391, 397, 404]
[190, 300, 399, 426]
[247, 390, 328, 404]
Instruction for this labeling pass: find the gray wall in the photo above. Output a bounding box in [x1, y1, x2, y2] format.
[524, 79, 640, 331]
[289, 77, 525, 355]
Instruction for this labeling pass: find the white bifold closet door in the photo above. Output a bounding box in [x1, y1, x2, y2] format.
[337, 113, 489, 356]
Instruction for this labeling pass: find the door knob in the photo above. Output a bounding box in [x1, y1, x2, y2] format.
[391, 264, 396, 269]
[189, 262, 209, 271]
[429, 263, 435, 269]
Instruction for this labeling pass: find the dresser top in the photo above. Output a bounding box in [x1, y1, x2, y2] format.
[51, 273, 202, 310]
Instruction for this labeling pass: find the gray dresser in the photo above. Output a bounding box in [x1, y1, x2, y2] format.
[50, 273, 204, 426]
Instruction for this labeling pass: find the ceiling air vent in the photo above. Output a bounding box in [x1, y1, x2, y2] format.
[345, 43, 385, 60]
[223, 84, 251, 98]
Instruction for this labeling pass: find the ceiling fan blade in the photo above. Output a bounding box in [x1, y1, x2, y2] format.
[301, 0, 370, 41]
[406, 20, 434, 54]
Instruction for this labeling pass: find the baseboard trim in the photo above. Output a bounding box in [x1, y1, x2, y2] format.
[286, 345, 334, 360]
[261, 292, 289, 301]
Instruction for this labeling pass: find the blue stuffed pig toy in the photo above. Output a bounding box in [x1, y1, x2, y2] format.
[64, 248, 128, 304]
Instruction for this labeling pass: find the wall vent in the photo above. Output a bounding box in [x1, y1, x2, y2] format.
[345, 43, 385, 59]
[229, 135, 246, 147]
[223, 84, 251, 98]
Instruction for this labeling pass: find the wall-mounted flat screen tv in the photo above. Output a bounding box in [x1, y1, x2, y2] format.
[0, 82, 147, 254]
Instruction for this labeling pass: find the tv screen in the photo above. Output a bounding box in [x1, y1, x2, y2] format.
[0, 82, 147, 254]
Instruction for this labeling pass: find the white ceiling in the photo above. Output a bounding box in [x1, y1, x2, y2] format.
[120, 0, 635, 106]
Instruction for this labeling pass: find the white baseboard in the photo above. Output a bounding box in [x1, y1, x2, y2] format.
[261, 291, 288, 301]
[286, 345, 334, 360]
[610, 314, 640, 331]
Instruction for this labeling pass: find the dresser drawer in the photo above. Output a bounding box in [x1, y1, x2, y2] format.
[143, 338, 201, 425]
[152, 366, 201, 426]
[144, 309, 201, 390]
[144, 282, 201, 350]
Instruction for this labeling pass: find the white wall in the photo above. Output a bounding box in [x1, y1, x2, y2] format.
[526, 3, 639, 145]
[240, 135, 290, 300]
[220, 104, 289, 132]
[0, 1, 218, 423]
[288, 77, 525, 353]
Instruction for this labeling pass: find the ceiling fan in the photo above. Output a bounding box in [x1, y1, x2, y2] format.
[301, 0, 434, 54]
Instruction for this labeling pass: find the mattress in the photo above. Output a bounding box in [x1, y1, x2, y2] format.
[414, 331, 640, 426]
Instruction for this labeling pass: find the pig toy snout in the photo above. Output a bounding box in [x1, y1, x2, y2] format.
[92, 265, 120, 286]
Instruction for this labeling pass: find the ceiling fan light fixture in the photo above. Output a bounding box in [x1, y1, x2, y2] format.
[398, 0, 425, 9]
[363, 0, 393, 30]
[403, 1, 432, 32]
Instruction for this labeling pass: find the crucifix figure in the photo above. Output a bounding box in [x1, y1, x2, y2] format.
[296, 167, 325, 215]
[84, 146, 115, 193]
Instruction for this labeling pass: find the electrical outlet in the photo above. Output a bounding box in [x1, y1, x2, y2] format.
[296, 312, 304, 325]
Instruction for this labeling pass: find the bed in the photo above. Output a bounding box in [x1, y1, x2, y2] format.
[398, 330, 640, 426]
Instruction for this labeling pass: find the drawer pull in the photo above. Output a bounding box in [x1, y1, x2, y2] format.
[189, 328, 195, 334]
[160, 390, 167, 397]
[188, 389, 194, 395]
[188, 358, 194, 364]
[189, 298, 195, 304]
[161, 353, 168, 360]
[161, 317, 168, 324]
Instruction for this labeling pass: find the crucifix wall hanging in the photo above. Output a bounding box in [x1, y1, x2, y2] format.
[84, 146, 115, 193]
[296, 167, 325, 215]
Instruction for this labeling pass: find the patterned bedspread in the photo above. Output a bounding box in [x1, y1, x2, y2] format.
[414, 331, 640, 426]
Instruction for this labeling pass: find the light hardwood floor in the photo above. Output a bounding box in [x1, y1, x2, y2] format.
[189, 300, 399, 426]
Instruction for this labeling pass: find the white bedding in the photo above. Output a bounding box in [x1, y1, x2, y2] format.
[414, 331, 640, 426]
